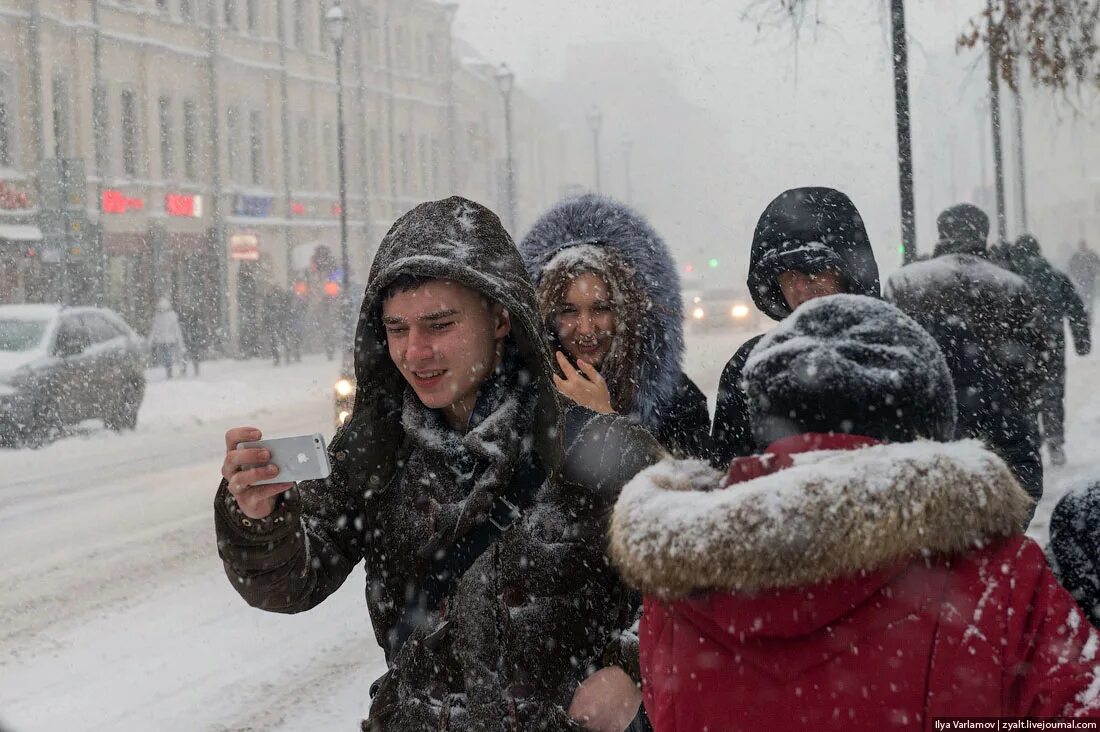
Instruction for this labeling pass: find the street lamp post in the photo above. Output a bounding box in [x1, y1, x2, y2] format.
[326, 0, 350, 294]
[622, 136, 633, 204]
[587, 107, 602, 193]
[495, 63, 517, 233]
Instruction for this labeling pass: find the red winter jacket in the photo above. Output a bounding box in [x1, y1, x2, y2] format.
[609, 434, 1100, 731]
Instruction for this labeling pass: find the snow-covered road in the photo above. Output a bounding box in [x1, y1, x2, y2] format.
[1, 327, 1097, 731]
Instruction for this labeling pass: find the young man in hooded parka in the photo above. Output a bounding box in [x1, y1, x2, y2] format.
[709, 187, 881, 467]
[519, 194, 710, 459]
[214, 197, 663, 731]
[609, 294, 1100, 731]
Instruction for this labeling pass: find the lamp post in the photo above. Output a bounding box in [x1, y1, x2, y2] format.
[622, 136, 633, 204]
[325, 0, 350, 293]
[587, 106, 602, 193]
[495, 63, 517, 233]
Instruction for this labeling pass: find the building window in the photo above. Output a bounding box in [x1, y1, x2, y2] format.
[158, 96, 174, 179]
[296, 118, 311, 188]
[249, 110, 264, 185]
[426, 34, 437, 76]
[120, 89, 139, 176]
[155, 0, 169, 14]
[246, 0, 259, 34]
[51, 73, 73, 158]
[226, 106, 241, 181]
[293, 0, 306, 48]
[223, 0, 237, 29]
[0, 71, 14, 168]
[369, 128, 381, 192]
[92, 84, 109, 175]
[322, 119, 335, 190]
[318, 4, 327, 53]
[399, 134, 409, 193]
[395, 27, 407, 71]
[183, 99, 198, 180]
[417, 135, 428, 194]
[431, 138, 441, 195]
[179, 0, 194, 21]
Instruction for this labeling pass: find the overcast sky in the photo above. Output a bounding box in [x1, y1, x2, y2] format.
[451, 0, 990, 273]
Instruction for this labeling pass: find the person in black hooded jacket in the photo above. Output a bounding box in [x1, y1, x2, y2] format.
[886, 204, 1046, 508]
[520, 194, 710, 459]
[709, 187, 881, 467]
[999, 234, 1091, 466]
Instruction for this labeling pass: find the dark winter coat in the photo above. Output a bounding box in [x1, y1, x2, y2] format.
[710, 187, 880, 467]
[1002, 235, 1091, 369]
[885, 238, 1047, 503]
[1050, 481, 1100, 627]
[609, 435, 1100, 731]
[213, 197, 662, 731]
[520, 195, 709, 458]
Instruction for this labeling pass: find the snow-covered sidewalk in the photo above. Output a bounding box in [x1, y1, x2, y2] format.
[0, 331, 1096, 731]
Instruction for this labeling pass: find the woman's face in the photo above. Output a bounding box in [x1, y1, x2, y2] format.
[556, 272, 616, 368]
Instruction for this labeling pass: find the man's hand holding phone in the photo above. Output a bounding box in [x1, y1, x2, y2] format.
[222, 426, 294, 519]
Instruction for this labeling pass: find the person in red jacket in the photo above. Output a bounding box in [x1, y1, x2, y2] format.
[610, 294, 1100, 731]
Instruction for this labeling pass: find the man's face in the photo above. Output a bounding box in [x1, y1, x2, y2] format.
[381, 279, 510, 427]
[777, 268, 846, 311]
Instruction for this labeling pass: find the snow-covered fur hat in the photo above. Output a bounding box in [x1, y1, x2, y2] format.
[519, 194, 684, 428]
[743, 294, 956, 446]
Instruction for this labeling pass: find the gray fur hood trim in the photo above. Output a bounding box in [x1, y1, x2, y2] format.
[519, 194, 684, 427]
[609, 440, 1032, 600]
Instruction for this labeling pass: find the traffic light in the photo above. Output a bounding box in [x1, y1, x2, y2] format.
[708, 258, 719, 269]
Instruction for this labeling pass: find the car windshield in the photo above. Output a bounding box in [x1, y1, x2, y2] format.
[0, 318, 48, 352]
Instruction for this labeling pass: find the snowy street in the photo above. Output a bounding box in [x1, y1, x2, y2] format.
[0, 327, 1096, 732]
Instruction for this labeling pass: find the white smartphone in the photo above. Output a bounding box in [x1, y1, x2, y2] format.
[238, 432, 332, 486]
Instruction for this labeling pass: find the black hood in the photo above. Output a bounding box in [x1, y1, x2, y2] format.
[747, 187, 881, 321]
[933, 204, 990, 257]
[339, 196, 562, 478]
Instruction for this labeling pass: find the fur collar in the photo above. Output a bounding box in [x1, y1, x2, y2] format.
[608, 440, 1032, 600]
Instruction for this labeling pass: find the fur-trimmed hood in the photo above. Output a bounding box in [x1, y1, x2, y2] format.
[609, 440, 1033, 600]
[519, 195, 684, 427]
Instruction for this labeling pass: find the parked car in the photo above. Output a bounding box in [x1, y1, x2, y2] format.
[0, 304, 147, 447]
[687, 287, 761, 331]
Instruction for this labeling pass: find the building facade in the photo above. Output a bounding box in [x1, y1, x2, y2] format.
[0, 0, 584, 352]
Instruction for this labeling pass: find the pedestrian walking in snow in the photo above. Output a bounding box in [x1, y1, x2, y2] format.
[1001, 234, 1091, 466]
[1069, 240, 1100, 318]
[710, 186, 881, 467]
[215, 197, 662, 731]
[609, 294, 1100, 731]
[263, 285, 291, 367]
[177, 300, 206, 377]
[520, 195, 710, 458]
[148, 297, 186, 380]
[887, 204, 1047, 508]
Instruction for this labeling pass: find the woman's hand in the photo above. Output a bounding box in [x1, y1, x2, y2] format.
[553, 351, 615, 414]
[568, 665, 642, 732]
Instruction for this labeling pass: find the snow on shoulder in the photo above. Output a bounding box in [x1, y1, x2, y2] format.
[608, 440, 1033, 600]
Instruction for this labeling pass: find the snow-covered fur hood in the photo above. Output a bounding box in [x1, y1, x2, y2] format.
[609, 440, 1033, 600]
[519, 195, 684, 426]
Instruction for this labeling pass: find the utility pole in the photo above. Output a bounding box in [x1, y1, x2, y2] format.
[495, 63, 517, 233]
[206, 0, 228, 349]
[889, 0, 918, 263]
[986, 0, 1009, 245]
[587, 107, 602, 193]
[326, 1, 350, 293]
[1012, 59, 1029, 234]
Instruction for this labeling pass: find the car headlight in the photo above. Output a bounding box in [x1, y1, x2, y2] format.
[731, 304, 750, 319]
[337, 410, 351, 424]
[692, 307, 706, 320]
[334, 378, 355, 397]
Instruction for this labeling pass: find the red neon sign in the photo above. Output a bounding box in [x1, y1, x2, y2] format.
[290, 202, 307, 216]
[0, 182, 31, 210]
[165, 193, 202, 218]
[102, 189, 145, 214]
